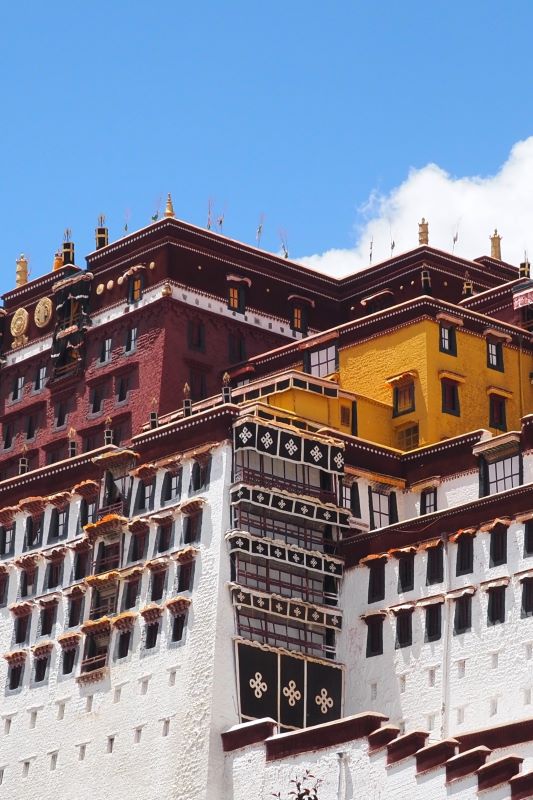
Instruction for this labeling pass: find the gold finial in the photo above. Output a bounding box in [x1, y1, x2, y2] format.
[15, 254, 28, 287]
[98, 214, 105, 227]
[490, 229, 502, 260]
[53, 250, 64, 271]
[105, 416, 112, 428]
[164, 193, 175, 218]
[222, 371, 230, 386]
[183, 382, 191, 399]
[68, 427, 77, 440]
[418, 217, 429, 246]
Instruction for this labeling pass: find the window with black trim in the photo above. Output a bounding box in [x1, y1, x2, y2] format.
[395, 610, 413, 648]
[3, 423, 13, 450]
[156, 524, 173, 554]
[25, 414, 36, 440]
[525, 522, 533, 557]
[150, 570, 166, 602]
[161, 471, 181, 505]
[68, 595, 83, 627]
[129, 531, 148, 563]
[441, 379, 460, 415]
[8, 663, 23, 690]
[40, 604, 57, 636]
[397, 424, 419, 451]
[187, 320, 205, 352]
[439, 323, 457, 355]
[128, 275, 144, 304]
[118, 630, 131, 659]
[304, 345, 337, 378]
[228, 332, 246, 364]
[487, 340, 504, 371]
[190, 458, 210, 492]
[490, 526, 507, 566]
[522, 578, 533, 617]
[133, 480, 155, 515]
[189, 368, 208, 401]
[116, 374, 129, 404]
[20, 568, 37, 598]
[480, 454, 521, 496]
[15, 614, 30, 644]
[177, 562, 194, 592]
[487, 586, 505, 625]
[397, 554, 414, 593]
[34, 656, 49, 683]
[421, 488, 437, 515]
[0, 525, 15, 558]
[228, 284, 245, 313]
[454, 595, 472, 634]
[46, 560, 62, 590]
[35, 365, 47, 391]
[291, 305, 308, 335]
[48, 508, 68, 542]
[125, 326, 138, 353]
[12, 376, 24, 402]
[489, 394, 507, 431]
[393, 382, 415, 416]
[340, 481, 360, 517]
[456, 535, 474, 576]
[183, 513, 202, 545]
[426, 544, 443, 584]
[100, 338, 112, 364]
[367, 560, 385, 603]
[0, 573, 8, 606]
[145, 622, 159, 649]
[123, 578, 140, 610]
[368, 488, 398, 530]
[365, 616, 383, 657]
[171, 613, 186, 642]
[89, 386, 104, 415]
[62, 649, 76, 674]
[24, 515, 43, 551]
[425, 603, 442, 641]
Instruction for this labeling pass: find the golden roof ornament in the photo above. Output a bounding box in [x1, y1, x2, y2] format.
[183, 382, 191, 399]
[164, 193, 175, 218]
[15, 254, 28, 287]
[222, 372, 230, 386]
[418, 218, 429, 246]
[490, 229, 502, 260]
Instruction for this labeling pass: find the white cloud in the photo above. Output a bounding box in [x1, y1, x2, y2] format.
[299, 137, 533, 277]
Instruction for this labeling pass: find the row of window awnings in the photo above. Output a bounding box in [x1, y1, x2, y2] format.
[230, 483, 352, 528]
[225, 530, 344, 577]
[230, 583, 342, 630]
[472, 432, 521, 463]
[234, 418, 345, 474]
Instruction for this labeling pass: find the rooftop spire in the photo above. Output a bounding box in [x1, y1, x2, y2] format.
[15, 254, 28, 287]
[490, 229, 502, 260]
[164, 193, 175, 218]
[418, 217, 429, 246]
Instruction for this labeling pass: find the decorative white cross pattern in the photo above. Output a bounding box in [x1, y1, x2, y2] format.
[323, 511, 332, 520]
[239, 427, 253, 444]
[333, 451, 344, 470]
[293, 606, 302, 617]
[257, 493, 265, 503]
[310, 557, 318, 568]
[278, 499, 286, 509]
[282, 680, 302, 707]
[256, 543, 265, 554]
[237, 591, 245, 602]
[315, 688, 334, 714]
[274, 548, 282, 558]
[235, 538, 244, 548]
[249, 672, 268, 699]
[285, 438, 298, 456]
[261, 432, 274, 449]
[300, 505, 309, 515]
[309, 445, 323, 463]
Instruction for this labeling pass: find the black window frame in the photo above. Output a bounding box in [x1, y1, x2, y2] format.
[420, 488, 437, 516]
[489, 526, 507, 567]
[454, 594, 472, 634]
[395, 609, 413, 649]
[456, 534, 474, 576]
[525, 522, 533, 557]
[426, 543, 444, 585]
[425, 603, 442, 642]
[367, 560, 385, 603]
[392, 382, 415, 417]
[489, 394, 507, 431]
[365, 616, 384, 657]
[522, 578, 533, 618]
[439, 323, 457, 355]
[397, 553, 414, 593]
[441, 379, 460, 416]
[487, 339, 504, 371]
[487, 585, 506, 626]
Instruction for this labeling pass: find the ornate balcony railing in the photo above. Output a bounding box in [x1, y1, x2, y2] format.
[234, 467, 336, 504]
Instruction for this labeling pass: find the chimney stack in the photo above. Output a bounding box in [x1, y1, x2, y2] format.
[95, 215, 109, 250]
[62, 229, 75, 265]
[222, 372, 232, 403]
[15, 254, 28, 287]
[490, 229, 502, 260]
[183, 382, 192, 417]
[418, 218, 429, 246]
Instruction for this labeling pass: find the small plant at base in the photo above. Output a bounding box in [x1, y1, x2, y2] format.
[272, 770, 322, 799]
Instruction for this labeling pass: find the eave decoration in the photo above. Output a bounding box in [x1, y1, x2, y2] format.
[166, 596, 191, 616]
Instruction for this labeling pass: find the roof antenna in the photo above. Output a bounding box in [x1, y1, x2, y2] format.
[279, 229, 289, 259]
[256, 213, 265, 246]
[207, 198, 213, 230]
[388, 220, 395, 257]
[452, 217, 461, 253]
[216, 206, 225, 233]
[123, 209, 131, 234]
[369, 236, 373, 265]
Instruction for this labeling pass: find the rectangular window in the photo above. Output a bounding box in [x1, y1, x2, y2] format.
[145, 622, 159, 650]
[397, 424, 419, 451]
[35, 365, 47, 391]
[0, 525, 14, 558]
[0, 573, 8, 606]
[62, 648, 76, 674]
[439, 324, 457, 355]
[24, 515, 43, 550]
[90, 387, 103, 415]
[485, 455, 521, 495]
[68, 596, 83, 627]
[129, 276, 143, 303]
[171, 614, 186, 642]
[522, 579, 533, 617]
[441, 379, 460, 415]
[55, 401, 67, 428]
[46, 560, 62, 590]
[125, 327, 138, 353]
[368, 560, 385, 603]
[228, 332, 246, 364]
[393, 382, 415, 416]
[15, 615, 29, 644]
[177, 562, 194, 593]
[9, 664, 23, 690]
[12, 376, 24, 401]
[397, 554, 414, 593]
[421, 488, 437, 515]
[3, 423, 13, 450]
[490, 527, 507, 567]
[425, 603, 442, 642]
[365, 616, 383, 657]
[487, 586, 505, 625]
[116, 375, 129, 403]
[426, 544, 443, 584]
[118, 631, 131, 659]
[189, 368, 207, 401]
[183, 512, 202, 545]
[369, 489, 397, 529]
[525, 522, 533, 557]
[41, 605, 57, 636]
[25, 415, 35, 440]
[487, 340, 504, 371]
[489, 395, 507, 431]
[395, 610, 413, 648]
[454, 595, 472, 634]
[150, 570, 166, 602]
[291, 306, 308, 334]
[20, 568, 37, 597]
[187, 320, 205, 352]
[228, 285, 245, 313]
[100, 338, 112, 363]
[123, 578, 139, 610]
[156, 524, 173, 554]
[306, 345, 337, 378]
[456, 535, 474, 576]
[161, 471, 181, 505]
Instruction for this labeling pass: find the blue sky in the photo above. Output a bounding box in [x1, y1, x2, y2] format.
[1, 1, 533, 290]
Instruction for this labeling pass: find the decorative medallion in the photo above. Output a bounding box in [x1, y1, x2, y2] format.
[34, 297, 53, 328]
[10, 307, 29, 347]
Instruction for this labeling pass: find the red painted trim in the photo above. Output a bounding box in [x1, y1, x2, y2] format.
[416, 739, 458, 773]
[367, 724, 400, 753]
[222, 718, 277, 752]
[510, 770, 533, 799]
[457, 716, 533, 753]
[446, 746, 490, 783]
[477, 755, 522, 791]
[386, 731, 428, 765]
[265, 712, 386, 761]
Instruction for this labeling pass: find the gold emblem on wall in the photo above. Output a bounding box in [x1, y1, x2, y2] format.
[10, 307, 29, 348]
[34, 297, 53, 329]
